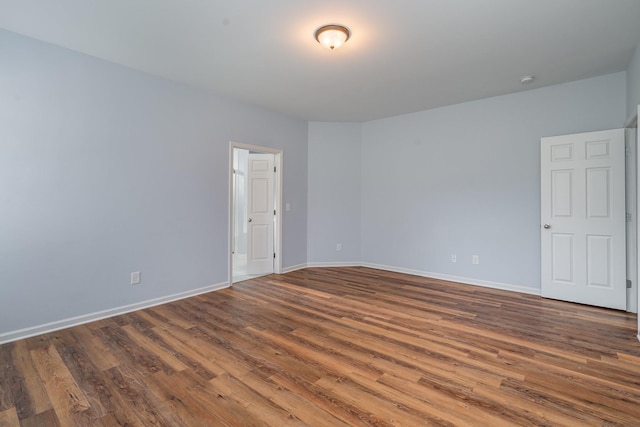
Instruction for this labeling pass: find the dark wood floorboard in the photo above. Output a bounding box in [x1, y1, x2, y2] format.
[1, 267, 639, 426]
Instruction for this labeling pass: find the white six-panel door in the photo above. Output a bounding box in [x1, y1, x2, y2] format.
[541, 129, 626, 310]
[246, 153, 275, 275]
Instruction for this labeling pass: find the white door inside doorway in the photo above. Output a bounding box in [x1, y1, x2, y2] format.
[540, 129, 626, 310]
[246, 153, 275, 275]
[229, 142, 282, 285]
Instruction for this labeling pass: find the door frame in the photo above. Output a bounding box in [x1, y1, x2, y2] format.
[629, 106, 640, 340]
[228, 141, 283, 285]
[626, 125, 638, 314]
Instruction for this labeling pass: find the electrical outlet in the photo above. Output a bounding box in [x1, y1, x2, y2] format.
[131, 271, 141, 285]
[472, 255, 479, 265]
[336, 243, 342, 251]
[451, 254, 457, 263]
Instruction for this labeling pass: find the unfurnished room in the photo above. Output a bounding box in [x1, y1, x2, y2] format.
[1, 1, 640, 426]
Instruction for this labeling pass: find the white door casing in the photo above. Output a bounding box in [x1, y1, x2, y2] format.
[246, 153, 275, 275]
[637, 105, 640, 338]
[541, 129, 626, 310]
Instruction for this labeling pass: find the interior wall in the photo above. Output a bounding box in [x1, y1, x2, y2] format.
[0, 29, 308, 337]
[360, 73, 627, 291]
[307, 122, 362, 264]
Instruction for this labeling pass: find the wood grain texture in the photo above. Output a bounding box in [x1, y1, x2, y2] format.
[0, 408, 19, 427]
[1, 266, 639, 426]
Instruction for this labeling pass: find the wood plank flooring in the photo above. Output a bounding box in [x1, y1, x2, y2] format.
[1, 266, 640, 426]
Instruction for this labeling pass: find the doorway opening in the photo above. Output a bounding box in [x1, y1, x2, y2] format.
[229, 142, 282, 285]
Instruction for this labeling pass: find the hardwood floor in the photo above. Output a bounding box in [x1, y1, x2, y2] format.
[1, 267, 640, 426]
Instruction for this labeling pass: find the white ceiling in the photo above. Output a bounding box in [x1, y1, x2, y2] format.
[1, 0, 640, 122]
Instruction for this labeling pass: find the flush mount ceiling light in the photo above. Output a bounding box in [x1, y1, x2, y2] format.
[520, 75, 535, 84]
[314, 24, 350, 50]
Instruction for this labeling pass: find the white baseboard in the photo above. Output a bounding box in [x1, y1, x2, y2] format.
[307, 261, 362, 268]
[360, 262, 541, 296]
[0, 281, 230, 345]
[282, 262, 362, 273]
[282, 263, 308, 274]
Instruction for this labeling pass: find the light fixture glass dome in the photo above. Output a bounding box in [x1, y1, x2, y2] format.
[315, 25, 350, 50]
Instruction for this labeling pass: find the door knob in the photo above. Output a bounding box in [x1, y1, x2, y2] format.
[543, 224, 551, 229]
[248, 218, 252, 222]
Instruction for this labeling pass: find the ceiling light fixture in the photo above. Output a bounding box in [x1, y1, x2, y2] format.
[315, 24, 350, 50]
[520, 75, 535, 84]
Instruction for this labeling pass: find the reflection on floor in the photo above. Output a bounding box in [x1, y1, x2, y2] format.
[232, 253, 254, 283]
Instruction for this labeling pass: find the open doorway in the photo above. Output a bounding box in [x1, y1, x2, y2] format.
[229, 142, 282, 284]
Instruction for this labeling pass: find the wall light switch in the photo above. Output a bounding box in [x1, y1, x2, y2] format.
[285, 203, 291, 211]
[451, 254, 457, 263]
[336, 243, 342, 251]
[472, 255, 479, 265]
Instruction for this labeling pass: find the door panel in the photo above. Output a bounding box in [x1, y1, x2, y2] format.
[251, 224, 270, 258]
[551, 170, 573, 216]
[551, 233, 574, 283]
[246, 153, 274, 275]
[541, 129, 626, 310]
[586, 235, 611, 287]
[586, 167, 610, 218]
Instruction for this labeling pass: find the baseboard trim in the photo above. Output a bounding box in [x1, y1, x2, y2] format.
[360, 262, 541, 296]
[0, 281, 230, 345]
[307, 262, 362, 268]
[282, 263, 308, 274]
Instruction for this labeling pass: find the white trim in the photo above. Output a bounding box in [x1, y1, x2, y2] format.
[275, 153, 283, 275]
[626, 127, 638, 313]
[637, 105, 640, 338]
[0, 281, 229, 345]
[307, 262, 363, 268]
[361, 262, 541, 296]
[229, 142, 284, 286]
[282, 263, 308, 274]
[232, 272, 272, 283]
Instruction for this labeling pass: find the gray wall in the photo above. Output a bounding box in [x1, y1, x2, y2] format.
[307, 122, 361, 263]
[306, 74, 627, 292]
[628, 43, 640, 121]
[360, 73, 626, 291]
[0, 29, 308, 336]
